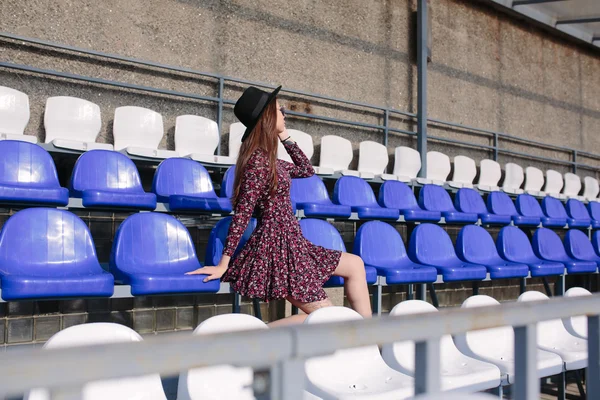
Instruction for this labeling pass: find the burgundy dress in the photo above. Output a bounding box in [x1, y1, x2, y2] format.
[221, 141, 341, 302]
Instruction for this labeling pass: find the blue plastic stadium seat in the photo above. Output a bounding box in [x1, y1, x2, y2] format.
[564, 229, 600, 267]
[532, 228, 597, 274]
[299, 218, 376, 286]
[378, 181, 441, 222]
[496, 226, 565, 277]
[219, 165, 236, 199]
[408, 223, 487, 281]
[487, 191, 540, 226]
[292, 176, 351, 218]
[333, 176, 399, 220]
[353, 221, 437, 284]
[565, 199, 593, 229]
[0, 208, 113, 300]
[205, 216, 258, 266]
[456, 225, 529, 279]
[110, 213, 220, 295]
[587, 202, 600, 229]
[153, 158, 232, 213]
[419, 184, 478, 224]
[69, 150, 156, 210]
[454, 188, 510, 225]
[0, 140, 69, 206]
[542, 197, 587, 229]
[592, 231, 600, 258]
[516, 194, 565, 228]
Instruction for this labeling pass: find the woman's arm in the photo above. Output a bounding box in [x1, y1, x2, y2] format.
[280, 140, 315, 178]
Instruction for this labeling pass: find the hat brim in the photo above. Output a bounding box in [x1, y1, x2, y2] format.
[241, 85, 282, 142]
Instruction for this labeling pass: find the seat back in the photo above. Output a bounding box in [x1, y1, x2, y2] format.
[544, 170, 564, 195]
[451, 156, 476, 187]
[564, 287, 591, 338]
[354, 221, 409, 268]
[220, 166, 236, 198]
[333, 176, 378, 207]
[517, 291, 567, 343]
[378, 180, 419, 210]
[0, 140, 62, 188]
[44, 97, 101, 144]
[487, 191, 518, 216]
[152, 158, 217, 202]
[419, 184, 455, 212]
[357, 140, 389, 175]
[0, 208, 100, 276]
[174, 115, 219, 157]
[524, 167, 544, 192]
[542, 196, 569, 219]
[409, 223, 457, 265]
[515, 194, 544, 217]
[497, 226, 537, 262]
[111, 213, 200, 275]
[319, 135, 353, 171]
[113, 106, 163, 151]
[70, 150, 145, 195]
[0, 86, 30, 136]
[205, 216, 257, 266]
[426, 151, 450, 183]
[594, 231, 600, 256]
[277, 129, 314, 163]
[502, 163, 524, 192]
[589, 201, 600, 221]
[532, 228, 569, 261]
[393, 146, 421, 179]
[26, 323, 166, 400]
[566, 199, 591, 221]
[583, 177, 599, 200]
[454, 188, 487, 214]
[228, 122, 245, 159]
[563, 173, 582, 197]
[291, 175, 330, 205]
[178, 314, 268, 400]
[564, 229, 597, 261]
[456, 225, 501, 264]
[299, 219, 346, 251]
[477, 159, 501, 188]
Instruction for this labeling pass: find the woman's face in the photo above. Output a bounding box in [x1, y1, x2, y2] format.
[275, 100, 286, 134]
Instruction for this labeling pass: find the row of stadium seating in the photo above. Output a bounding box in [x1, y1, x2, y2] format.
[2, 140, 600, 228]
[1, 207, 599, 301]
[25, 288, 590, 399]
[1, 85, 599, 200]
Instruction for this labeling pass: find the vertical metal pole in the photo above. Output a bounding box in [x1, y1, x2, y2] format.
[376, 284, 383, 316]
[265, 359, 305, 400]
[417, 0, 428, 178]
[384, 109, 389, 147]
[587, 315, 600, 398]
[514, 324, 539, 400]
[414, 338, 441, 395]
[573, 150, 578, 174]
[217, 77, 225, 155]
[493, 133, 499, 161]
[50, 387, 84, 400]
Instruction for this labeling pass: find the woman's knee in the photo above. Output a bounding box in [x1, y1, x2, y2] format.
[336, 253, 366, 279]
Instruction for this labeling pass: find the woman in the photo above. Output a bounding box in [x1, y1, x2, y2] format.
[187, 85, 372, 326]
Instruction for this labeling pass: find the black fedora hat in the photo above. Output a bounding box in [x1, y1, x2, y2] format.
[234, 85, 282, 142]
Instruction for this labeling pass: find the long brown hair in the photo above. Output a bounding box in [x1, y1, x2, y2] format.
[232, 100, 279, 207]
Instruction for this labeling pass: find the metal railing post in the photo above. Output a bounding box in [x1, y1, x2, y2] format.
[384, 109, 389, 147]
[217, 77, 225, 155]
[573, 150, 578, 173]
[265, 359, 305, 400]
[414, 338, 441, 395]
[514, 324, 539, 400]
[493, 132, 499, 161]
[416, 0, 428, 178]
[588, 315, 600, 398]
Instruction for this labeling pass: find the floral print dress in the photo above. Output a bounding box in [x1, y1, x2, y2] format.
[221, 141, 341, 302]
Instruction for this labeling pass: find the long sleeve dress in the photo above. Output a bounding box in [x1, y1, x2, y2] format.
[221, 141, 341, 303]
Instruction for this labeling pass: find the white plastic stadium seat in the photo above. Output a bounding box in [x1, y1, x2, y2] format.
[524, 166, 546, 197]
[175, 115, 235, 165]
[476, 159, 501, 192]
[583, 176, 599, 202]
[382, 300, 501, 393]
[113, 106, 178, 159]
[448, 156, 477, 189]
[393, 146, 424, 183]
[544, 170, 567, 199]
[563, 173, 585, 201]
[411, 393, 498, 400]
[502, 163, 524, 194]
[25, 323, 167, 400]
[357, 140, 396, 180]
[518, 291, 587, 370]
[228, 122, 246, 161]
[44, 96, 112, 151]
[424, 151, 451, 185]
[0, 86, 36, 143]
[178, 314, 268, 400]
[277, 129, 315, 164]
[304, 306, 414, 399]
[563, 287, 592, 339]
[454, 295, 563, 384]
[315, 135, 358, 177]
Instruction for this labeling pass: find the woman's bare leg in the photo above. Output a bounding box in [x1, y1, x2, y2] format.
[333, 252, 372, 318]
[267, 297, 333, 328]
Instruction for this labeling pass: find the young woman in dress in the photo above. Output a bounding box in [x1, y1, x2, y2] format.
[186, 86, 372, 326]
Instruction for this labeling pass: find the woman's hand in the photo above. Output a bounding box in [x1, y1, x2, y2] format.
[185, 263, 228, 282]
